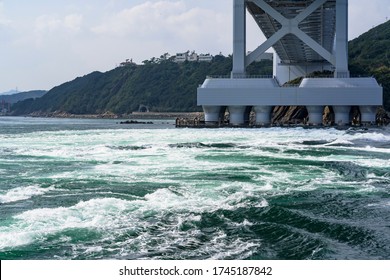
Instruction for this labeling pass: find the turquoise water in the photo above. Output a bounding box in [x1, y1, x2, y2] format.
[0, 117, 389, 260]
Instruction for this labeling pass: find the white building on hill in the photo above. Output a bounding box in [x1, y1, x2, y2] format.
[174, 52, 188, 63]
[199, 54, 213, 62]
[174, 51, 213, 63]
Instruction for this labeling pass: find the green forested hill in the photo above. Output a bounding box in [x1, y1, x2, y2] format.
[349, 20, 390, 109]
[11, 56, 272, 115]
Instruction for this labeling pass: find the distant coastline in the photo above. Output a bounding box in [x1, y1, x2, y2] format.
[22, 111, 204, 120]
[5, 108, 389, 126]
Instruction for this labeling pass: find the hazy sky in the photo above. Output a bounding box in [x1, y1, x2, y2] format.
[1, 0, 389, 93]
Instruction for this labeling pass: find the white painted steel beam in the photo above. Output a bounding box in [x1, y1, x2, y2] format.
[246, 28, 289, 67]
[232, 0, 247, 77]
[293, 29, 336, 65]
[335, 0, 349, 77]
[246, 0, 336, 67]
[293, 0, 328, 24]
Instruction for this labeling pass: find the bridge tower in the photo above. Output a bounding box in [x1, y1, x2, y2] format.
[198, 0, 383, 126]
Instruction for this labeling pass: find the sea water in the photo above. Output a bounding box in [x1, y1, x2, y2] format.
[0, 117, 389, 260]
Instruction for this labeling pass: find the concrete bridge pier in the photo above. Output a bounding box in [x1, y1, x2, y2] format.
[228, 106, 247, 126]
[306, 106, 324, 125]
[333, 106, 351, 125]
[254, 106, 273, 125]
[203, 106, 226, 125]
[360, 106, 377, 124]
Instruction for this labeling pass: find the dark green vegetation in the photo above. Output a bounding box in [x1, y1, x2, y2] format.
[349, 20, 390, 109]
[11, 20, 390, 115]
[11, 56, 272, 115]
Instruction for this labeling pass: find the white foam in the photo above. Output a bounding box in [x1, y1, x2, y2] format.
[0, 185, 54, 203]
[0, 181, 270, 250]
[84, 246, 103, 254]
[0, 198, 134, 250]
[324, 139, 354, 146]
[350, 132, 390, 142]
[0, 231, 35, 250]
[367, 200, 390, 208]
[1, 124, 390, 256]
[208, 232, 260, 260]
[16, 198, 133, 227]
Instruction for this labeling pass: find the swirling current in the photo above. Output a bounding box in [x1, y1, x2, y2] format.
[0, 117, 389, 260]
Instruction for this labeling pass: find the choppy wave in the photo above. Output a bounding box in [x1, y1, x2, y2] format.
[0, 118, 389, 259]
[0, 185, 55, 204]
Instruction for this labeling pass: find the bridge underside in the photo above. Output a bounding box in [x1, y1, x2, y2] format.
[247, 0, 336, 66]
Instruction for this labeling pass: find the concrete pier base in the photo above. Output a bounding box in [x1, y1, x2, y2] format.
[228, 106, 247, 125]
[333, 106, 351, 125]
[360, 106, 377, 124]
[306, 106, 324, 125]
[203, 106, 225, 125]
[253, 106, 272, 125]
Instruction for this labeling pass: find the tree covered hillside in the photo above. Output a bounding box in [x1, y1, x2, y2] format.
[349, 20, 390, 109]
[11, 56, 272, 115]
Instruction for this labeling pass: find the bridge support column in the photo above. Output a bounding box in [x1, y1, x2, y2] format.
[360, 106, 377, 124]
[203, 106, 225, 125]
[306, 106, 324, 125]
[232, 0, 246, 78]
[229, 106, 247, 126]
[335, 0, 350, 78]
[254, 106, 272, 125]
[333, 106, 351, 125]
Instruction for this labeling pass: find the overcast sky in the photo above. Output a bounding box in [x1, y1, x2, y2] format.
[1, 0, 389, 93]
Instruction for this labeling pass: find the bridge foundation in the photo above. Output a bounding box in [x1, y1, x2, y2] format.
[228, 106, 247, 126]
[203, 106, 225, 125]
[333, 106, 351, 125]
[360, 106, 377, 124]
[254, 106, 273, 125]
[306, 106, 324, 126]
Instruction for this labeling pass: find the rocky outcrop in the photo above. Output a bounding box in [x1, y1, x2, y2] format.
[272, 106, 308, 124]
[377, 107, 390, 125]
[269, 106, 389, 125]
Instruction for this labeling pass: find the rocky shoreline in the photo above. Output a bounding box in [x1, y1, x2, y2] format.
[9, 108, 390, 126]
